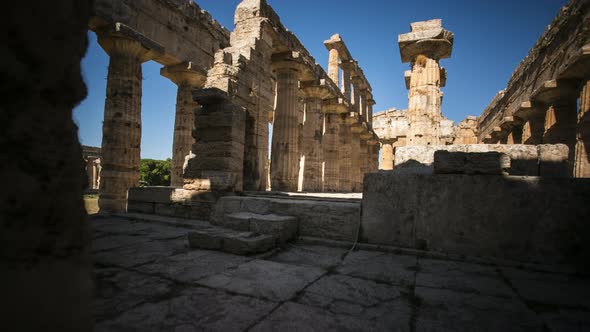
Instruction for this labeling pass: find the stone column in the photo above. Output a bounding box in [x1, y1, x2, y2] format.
[575, 80, 590, 177]
[380, 142, 394, 170]
[271, 62, 302, 192]
[323, 113, 341, 192]
[522, 116, 545, 144]
[359, 139, 369, 183]
[340, 61, 354, 101]
[533, 80, 579, 175]
[301, 84, 330, 192]
[360, 88, 368, 121]
[350, 132, 362, 192]
[399, 20, 453, 146]
[351, 77, 362, 115]
[338, 117, 352, 192]
[161, 63, 206, 188]
[327, 48, 340, 85]
[97, 30, 161, 213]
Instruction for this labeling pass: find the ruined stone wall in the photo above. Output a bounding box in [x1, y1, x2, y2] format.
[1, 0, 93, 329]
[477, 0, 590, 177]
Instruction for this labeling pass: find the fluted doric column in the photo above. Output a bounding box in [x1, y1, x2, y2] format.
[271, 61, 303, 192]
[338, 117, 352, 192]
[97, 27, 162, 213]
[575, 80, 590, 177]
[323, 113, 341, 192]
[301, 83, 331, 192]
[350, 132, 362, 192]
[161, 62, 206, 187]
[340, 61, 354, 101]
[351, 76, 362, 115]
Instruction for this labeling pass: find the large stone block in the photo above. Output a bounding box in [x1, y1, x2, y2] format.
[361, 172, 590, 269]
[250, 214, 298, 244]
[434, 151, 510, 175]
[128, 187, 176, 204]
[539, 144, 569, 177]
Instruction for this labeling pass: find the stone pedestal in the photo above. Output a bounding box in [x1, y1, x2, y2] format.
[271, 63, 302, 192]
[97, 32, 160, 213]
[161, 63, 207, 188]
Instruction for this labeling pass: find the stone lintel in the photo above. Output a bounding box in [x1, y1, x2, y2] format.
[557, 44, 590, 80]
[323, 34, 353, 61]
[97, 22, 165, 61]
[161, 62, 207, 87]
[531, 79, 579, 105]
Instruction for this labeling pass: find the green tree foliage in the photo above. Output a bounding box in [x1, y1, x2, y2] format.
[139, 159, 171, 186]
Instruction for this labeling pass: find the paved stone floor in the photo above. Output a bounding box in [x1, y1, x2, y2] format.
[92, 215, 590, 331]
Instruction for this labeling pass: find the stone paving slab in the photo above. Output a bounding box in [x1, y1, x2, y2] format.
[250, 301, 376, 332]
[96, 286, 276, 332]
[136, 250, 251, 283]
[267, 244, 347, 269]
[297, 274, 412, 330]
[501, 267, 590, 310]
[92, 234, 152, 252]
[94, 238, 187, 268]
[94, 267, 175, 322]
[415, 286, 544, 332]
[417, 258, 515, 298]
[336, 250, 417, 287]
[541, 309, 590, 332]
[197, 259, 325, 302]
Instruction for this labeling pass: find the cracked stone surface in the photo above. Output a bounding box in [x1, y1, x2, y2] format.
[197, 259, 325, 302]
[92, 216, 590, 331]
[336, 251, 417, 287]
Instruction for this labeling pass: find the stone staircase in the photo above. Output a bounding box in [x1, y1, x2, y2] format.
[187, 212, 298, 255]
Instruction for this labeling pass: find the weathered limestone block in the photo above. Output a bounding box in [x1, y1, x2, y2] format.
[362, 173, 590, 268]
[434, 151, 510, 175]
[468, 144, 538, 176]
[2, 0, 93, 329]
[539, 144, 570, 177]
[250, 214, 298, 244]
[184, 88, 246, 192]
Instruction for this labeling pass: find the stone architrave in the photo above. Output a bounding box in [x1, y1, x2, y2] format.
[161, 62, 207, 187]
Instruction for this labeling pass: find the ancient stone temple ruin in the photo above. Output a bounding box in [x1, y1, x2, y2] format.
[6, 0, 590, 330]
[91, 0, 379, 213]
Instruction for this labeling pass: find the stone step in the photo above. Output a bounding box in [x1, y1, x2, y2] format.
[187, 227, 275, 255]
[222, 212, 298, 244]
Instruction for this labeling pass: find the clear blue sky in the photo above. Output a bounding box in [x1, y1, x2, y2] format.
[74, 0, 566, 160]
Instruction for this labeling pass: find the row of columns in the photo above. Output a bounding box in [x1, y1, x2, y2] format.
[489, 78, 589, 177]
[270, 57, 378, 193]
[96, 26, 206, 212]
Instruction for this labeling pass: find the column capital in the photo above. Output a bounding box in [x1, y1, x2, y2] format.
[398, 19, 453, 63]
[530, 79, 579, 105]
[271, 51, 309, 77]
[300, 79, 333, 99]
[97, 23, 164, 62]
[161, 62, 207, 87]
